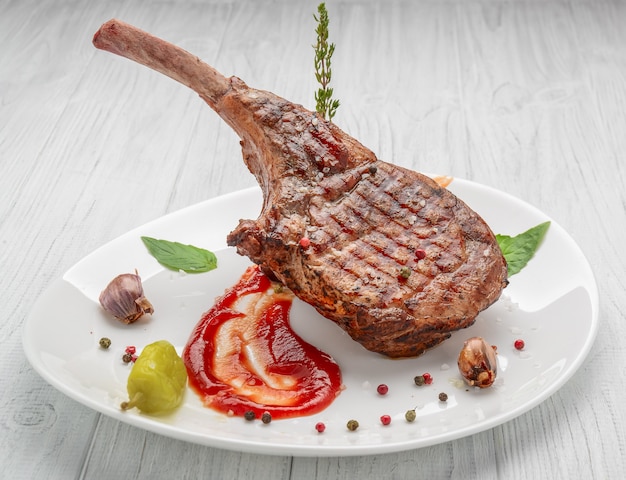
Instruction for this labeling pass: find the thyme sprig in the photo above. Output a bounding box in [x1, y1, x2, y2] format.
[313, 3, 340, 121]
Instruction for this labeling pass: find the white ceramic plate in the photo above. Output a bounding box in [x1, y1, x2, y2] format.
[23, 180, 599, 456]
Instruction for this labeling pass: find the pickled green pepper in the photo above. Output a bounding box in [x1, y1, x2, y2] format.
[121, 340, 187, 414]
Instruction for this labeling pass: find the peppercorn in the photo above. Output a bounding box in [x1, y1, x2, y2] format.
[438, 392, 448, 402]
[514, 339, 525, 350]
[99, 337, 111, 349]
[405, 409, 416, 422]
[244, 410, 256, 421]
[399, 266, 411, 279]
[315, 422, 326, 433]
[299, 237, 311, 249]
[414, 375, 425, 386]
[125, 345, 136, 354]
[423, 373, 433, 384]
[377, 384, 389, 395]
[380, 414, 391, 426]
[346, 419, 359, 431]
[122, 353, 133, 363]
[261, 412, 272, 424]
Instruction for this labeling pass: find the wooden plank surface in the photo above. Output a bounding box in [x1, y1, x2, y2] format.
[1, 0, 624, 478]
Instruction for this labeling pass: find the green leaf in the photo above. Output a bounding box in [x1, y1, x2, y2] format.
[141, 236, 217, 273]
[496, 221, 550, 277]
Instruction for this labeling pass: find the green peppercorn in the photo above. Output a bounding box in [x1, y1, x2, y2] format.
[405, 409, 417, 422]
[439, 392, 448, 402]
[346, 419, 359, 431]
[414, 375, 425, 386]
[244, 410, 256, 421]
[261, 412, 272, 424]
[99, 337, 112, 349]
[400, 266, 411, 279]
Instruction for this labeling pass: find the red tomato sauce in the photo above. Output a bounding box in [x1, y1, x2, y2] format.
[182, 265, 343, 419]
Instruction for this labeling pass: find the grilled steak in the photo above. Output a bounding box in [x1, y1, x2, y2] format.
[93, 19, 508, 358]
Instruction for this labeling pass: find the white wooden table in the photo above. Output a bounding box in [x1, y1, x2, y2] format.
[2, 0, 624, 478]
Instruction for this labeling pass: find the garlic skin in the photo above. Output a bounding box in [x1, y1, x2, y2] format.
[99, 272, 154, 324]
[457, 336, 497, 388]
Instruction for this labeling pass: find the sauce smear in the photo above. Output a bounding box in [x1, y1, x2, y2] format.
[183, 265, 342, 419]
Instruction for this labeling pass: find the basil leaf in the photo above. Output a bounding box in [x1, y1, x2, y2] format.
[141, 236, 217, 273]
[496, 221, 550, 277]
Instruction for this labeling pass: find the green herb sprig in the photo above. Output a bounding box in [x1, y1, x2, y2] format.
[313, 3, 340, 121]
[496, 221, 550, 276]
[141, 236, 217, 273]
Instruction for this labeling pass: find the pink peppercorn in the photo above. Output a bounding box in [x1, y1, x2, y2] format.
[125, 345, 136, 354]
[514, 339, 525, 350]
[377, 384, 389, 395]
[315, 422, 326, 433]
[299, 237, 311, 249]
[380, 415, 391, 426]
[423, 373, 433, 385]
[415, 249, 426, 260]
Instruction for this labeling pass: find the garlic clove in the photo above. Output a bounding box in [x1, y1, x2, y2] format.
[457, 336, 497, 388]
[99, 272, 154, 324]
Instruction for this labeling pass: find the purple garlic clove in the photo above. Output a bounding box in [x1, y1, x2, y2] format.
[99, 271, 154, 324]
[457, 336, 498, 388]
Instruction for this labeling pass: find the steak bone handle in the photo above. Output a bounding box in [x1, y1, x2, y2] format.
[93, 19, 230, 107]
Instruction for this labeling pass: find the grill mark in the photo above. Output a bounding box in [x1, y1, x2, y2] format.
[307, 169, 468, 309]
[316, 207, 431, 306]
[313, 210, 409, 298]
[325, 203, 412, 272]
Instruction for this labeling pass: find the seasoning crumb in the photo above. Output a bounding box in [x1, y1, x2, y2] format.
[346, 419, 359, 431]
